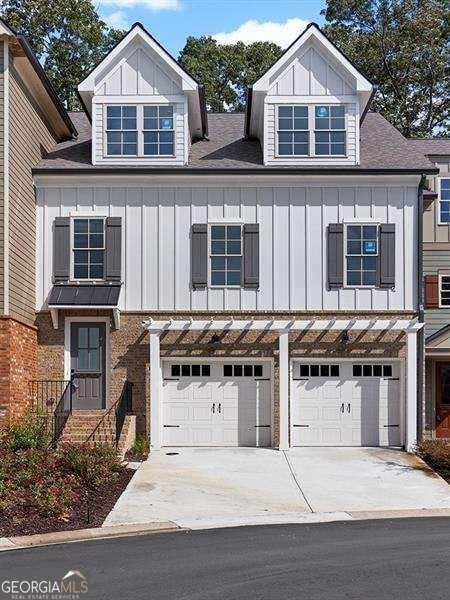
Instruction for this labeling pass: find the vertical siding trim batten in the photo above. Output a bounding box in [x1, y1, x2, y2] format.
[3, 40, 9, 314]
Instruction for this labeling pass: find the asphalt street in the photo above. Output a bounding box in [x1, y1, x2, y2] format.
[0, 518, 449, 600]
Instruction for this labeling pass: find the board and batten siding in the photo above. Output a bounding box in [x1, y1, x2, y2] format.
[8, 66, 57, 324]
[36, 181, 418, 313]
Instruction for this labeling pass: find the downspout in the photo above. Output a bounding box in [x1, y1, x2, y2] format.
[3, 38, 9, 315]
[417, 175, 425, 441]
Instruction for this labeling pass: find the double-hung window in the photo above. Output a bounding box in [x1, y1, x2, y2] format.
[143, 105, 174, 156]
[439, 178, 450, 223]
[106, 106, 137, 156]
[73, 218, 105, 280]
[440, 275, 450, 306]
[345, 224, 378, 286]
[315, 106, 346, 156]
[277, 106, 309, 156]
[210, 225, 242, 286]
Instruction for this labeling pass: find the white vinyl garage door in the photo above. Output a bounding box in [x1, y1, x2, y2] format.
[162, 361, 271, 447]
[291, 362, 401, 447]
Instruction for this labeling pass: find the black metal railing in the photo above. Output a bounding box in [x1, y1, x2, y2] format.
[115, 381, 133, 446]
[29, 377, 74, 445]
[85, 380, 133, 447]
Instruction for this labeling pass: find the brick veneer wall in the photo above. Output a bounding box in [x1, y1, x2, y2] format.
[36, 310, 413, 443]
[0, 317, 37, 424]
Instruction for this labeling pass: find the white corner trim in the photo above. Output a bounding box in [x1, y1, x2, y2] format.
[50, 308, 58, 330]
[113, 307, 120, 330]
[278, 330, 289, 450]
[149, 332, 162, 449]
[3, 39, 9, 314]
[405, 329, 418, 452]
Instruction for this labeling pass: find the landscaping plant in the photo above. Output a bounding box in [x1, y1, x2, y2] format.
[416, 439, 450, 482]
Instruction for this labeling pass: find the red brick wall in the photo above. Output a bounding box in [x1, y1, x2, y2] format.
[0, 317, 37, 424]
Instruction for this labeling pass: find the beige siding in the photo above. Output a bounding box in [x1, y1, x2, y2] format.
[0, 42, 4, 315]
[8, 64, 56, 325]
[423, 158, 450, 243]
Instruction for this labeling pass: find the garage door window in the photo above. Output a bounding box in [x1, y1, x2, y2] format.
[352, 364, 392, 377]
[223, 364, 263, 377]
[171, 364, 211, 377]
[299, 364, 340, 377]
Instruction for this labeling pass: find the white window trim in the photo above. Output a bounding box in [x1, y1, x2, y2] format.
[437, 176, 450, 225]
[103, 103, 175, 159]
[343, 222, 379, 289]
[275, 104, 348, 159]
[70, 216, 106, 283]
[438, 272, 450, 308]
[208, 222, 243, 289]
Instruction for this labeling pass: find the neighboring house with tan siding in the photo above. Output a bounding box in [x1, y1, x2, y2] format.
[0, 18, 76, 423]
[409, 138, 450, 441]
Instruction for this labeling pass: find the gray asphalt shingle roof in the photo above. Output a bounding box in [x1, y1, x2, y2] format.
[408, 138, 450, 157]
[35, 111, 435, 172]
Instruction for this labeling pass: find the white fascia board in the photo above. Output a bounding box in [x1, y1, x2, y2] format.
[252, 25, 372, 93]
[78, 26, 197, 94]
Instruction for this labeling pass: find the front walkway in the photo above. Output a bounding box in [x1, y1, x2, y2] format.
[104, 447, 450, 530]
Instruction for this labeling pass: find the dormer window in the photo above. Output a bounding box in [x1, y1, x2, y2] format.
[276, 105, 347, 158]
[143, 105, 174, 156]
[104, 104, 175, 158]
[106, 106, 137, 156]
[315, 106, 346, 156]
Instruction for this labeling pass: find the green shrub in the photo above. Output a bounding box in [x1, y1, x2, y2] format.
[1, 409, 51, 451]
[131, 433, 149, 457]
[58, 443, 122, 490]
[416, 439, 450, 476]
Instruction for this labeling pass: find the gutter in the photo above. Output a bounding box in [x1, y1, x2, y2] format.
[417, 176, 425, 441]
[3, 40, 9, 315]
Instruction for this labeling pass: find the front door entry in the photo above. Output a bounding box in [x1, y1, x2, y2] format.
[436, 362, 450, 438]
[70, 323, 106, 410]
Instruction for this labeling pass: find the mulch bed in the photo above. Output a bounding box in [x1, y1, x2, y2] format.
[0, 468, 134, 538]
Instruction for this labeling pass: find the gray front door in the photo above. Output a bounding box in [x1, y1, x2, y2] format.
[70, 323, 106, 409]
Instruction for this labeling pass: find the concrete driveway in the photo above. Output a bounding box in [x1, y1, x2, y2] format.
[104, 447, 450, 530]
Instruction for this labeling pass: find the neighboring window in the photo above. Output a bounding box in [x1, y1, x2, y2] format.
[440, 275, 450, 306]
[345, 224, 378, 286]
[439, 178, 450, 223]
[277, 106, 309, 156]
[314, 105, 346, 156]
[171, 364, 210, 377]
[73, 218, 104, 280]
[143, 105, 174, 156]
[210, 225, 242, 286]
[352, 364, 393, 377]
[106, 106, 137, 156]
[223, 365, 264, 377]
[299, 364, 340, 378]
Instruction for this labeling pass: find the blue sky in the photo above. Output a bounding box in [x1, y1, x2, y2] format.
[97, 0, 326, 56]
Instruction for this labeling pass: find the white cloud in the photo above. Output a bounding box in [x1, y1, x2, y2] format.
[102, 0, 181, 11]
[213, 18, 309, 48]
[104, 10, 130, 29]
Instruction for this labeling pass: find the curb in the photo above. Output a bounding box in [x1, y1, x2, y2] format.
[0, 521, 183, 552]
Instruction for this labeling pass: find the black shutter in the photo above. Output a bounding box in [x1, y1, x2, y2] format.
[327, 223, 344, 289]
[191, 224, 207, 289]
[53, 217, 70, 282]
[105, 217, 122, 281]
[378, 224, 395, 288]
[243, 224, 259, 288]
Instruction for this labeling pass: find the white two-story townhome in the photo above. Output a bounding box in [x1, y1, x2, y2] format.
[32, 22, 437, 452]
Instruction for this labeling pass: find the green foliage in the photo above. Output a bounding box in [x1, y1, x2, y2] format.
[1, 0, 125, 110]
[179, 36, 282, 112]
[322, 0, 449, 137]
[131, 433, 149, 457]
[416, 438, 450, 478]
[58, 443, 121, 489]
[1, 408, 51, 450]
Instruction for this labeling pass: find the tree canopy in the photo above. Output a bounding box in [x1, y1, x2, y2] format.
[322, 0, 449, 137]
[1, 0, 124, 110]
[178, 36, 282, 112]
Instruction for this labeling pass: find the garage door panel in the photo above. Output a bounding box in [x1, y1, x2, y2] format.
[192, 404, 215, 422]
[291, 363, 401, 448]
